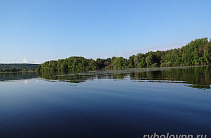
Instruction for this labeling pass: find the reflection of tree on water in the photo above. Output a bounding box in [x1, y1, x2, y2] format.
[0, 72, 38, 81]
[38, 66, 211, 89]
[130, 66, 211, 89]
[39, 71, 129, 83]
[38, 71, 97, 83]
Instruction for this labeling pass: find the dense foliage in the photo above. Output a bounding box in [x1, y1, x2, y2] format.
[0, 64, 39, 72]
[37, 37, 211, 71]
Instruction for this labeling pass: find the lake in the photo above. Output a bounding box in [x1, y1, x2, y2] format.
[0, 66, 211, 138]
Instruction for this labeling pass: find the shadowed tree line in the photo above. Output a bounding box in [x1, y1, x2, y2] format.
[37, 37, 211, 72]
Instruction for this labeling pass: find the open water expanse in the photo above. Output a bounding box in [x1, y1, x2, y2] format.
[0, 66, 211, 138]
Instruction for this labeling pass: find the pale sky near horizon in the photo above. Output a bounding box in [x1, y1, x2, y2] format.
[1, 0, 211, 64]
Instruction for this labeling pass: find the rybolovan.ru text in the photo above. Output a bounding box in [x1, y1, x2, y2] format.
[143, 133, 207, 138]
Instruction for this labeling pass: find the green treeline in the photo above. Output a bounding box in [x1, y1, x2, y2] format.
[0, 64, 39, 72]
[37, 37, 211, 71]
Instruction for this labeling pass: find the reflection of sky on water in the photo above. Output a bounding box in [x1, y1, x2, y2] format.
[23, 79, 28, 84]
[1, 73, 211, 138]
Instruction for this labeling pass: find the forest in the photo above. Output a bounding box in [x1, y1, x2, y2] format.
[37, 37, 211, 72]
[0, 64, 39, 72]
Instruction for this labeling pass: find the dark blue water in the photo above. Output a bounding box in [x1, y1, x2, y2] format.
[0, 67, 211, 138]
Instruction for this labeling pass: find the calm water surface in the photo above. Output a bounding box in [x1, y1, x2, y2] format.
[0, 66, 211, 138]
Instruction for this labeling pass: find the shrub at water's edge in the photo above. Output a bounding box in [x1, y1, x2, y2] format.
[37, 37, 211, 72]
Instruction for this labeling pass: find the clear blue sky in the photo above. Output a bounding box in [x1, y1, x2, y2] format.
[1, 0, 210, 63]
